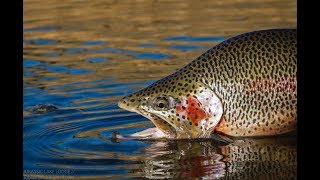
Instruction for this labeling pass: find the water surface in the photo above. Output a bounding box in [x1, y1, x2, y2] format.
[23, 0, 297, 179]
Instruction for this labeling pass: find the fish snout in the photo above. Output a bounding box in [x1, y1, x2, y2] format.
[118, 95, 140, 112]
[117, 98, 127, 109]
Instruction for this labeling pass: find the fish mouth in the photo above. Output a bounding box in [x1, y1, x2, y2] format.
[118, 99, 176, 138]
[138, 108, 177, 138]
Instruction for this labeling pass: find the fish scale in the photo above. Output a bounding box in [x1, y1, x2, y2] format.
[118, 29, 296, 139]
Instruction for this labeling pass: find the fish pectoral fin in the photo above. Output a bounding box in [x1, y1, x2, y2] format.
[212, 133, 234, 145]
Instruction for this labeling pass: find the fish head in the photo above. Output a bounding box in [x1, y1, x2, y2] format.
[118, 72, 223, 139]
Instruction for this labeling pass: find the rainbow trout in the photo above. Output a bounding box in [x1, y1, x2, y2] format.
[118, 29, 297, 139]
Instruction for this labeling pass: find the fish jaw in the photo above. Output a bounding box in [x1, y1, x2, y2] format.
[129, 128, 168, 139]
[138, 108, 178, 138]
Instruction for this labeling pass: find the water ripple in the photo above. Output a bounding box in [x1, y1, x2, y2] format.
[165, 36, 226, 42]
[24, 39, 58, 45]
[169, 45, 206, 52]
[81, 41, 106, 46]
[24, 26, 58, 32]
[85, 57, 107, 63]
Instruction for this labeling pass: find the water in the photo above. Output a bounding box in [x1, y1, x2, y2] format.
[23, 0, 297, 179]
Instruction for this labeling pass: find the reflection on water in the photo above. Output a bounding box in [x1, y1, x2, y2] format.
[24, 0, 296, 179]
[143, 137, 297, 179]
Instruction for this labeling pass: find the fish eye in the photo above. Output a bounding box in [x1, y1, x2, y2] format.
[156, 100, 167, 109]
[150, 96, 175, 110]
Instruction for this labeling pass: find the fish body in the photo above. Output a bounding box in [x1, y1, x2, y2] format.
[118, 29, 297, 139]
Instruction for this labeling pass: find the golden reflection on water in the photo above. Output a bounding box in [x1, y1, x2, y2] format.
[24, 0, 296, 85]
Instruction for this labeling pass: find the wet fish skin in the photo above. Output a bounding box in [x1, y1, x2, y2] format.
[118, 29, 297, 138]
